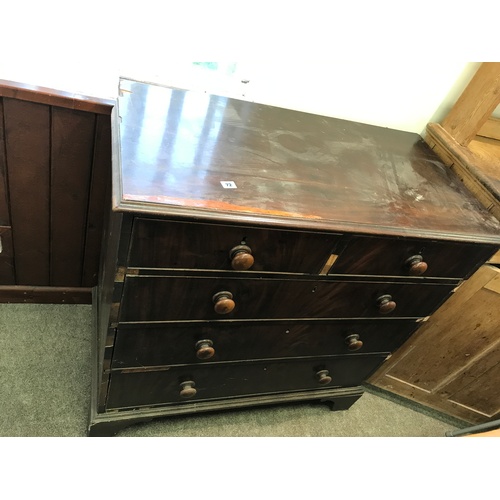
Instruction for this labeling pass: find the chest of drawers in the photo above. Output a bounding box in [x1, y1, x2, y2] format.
[88, 79, 500, 436]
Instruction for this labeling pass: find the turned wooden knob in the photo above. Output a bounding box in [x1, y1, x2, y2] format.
[345, 333, 363, 351]
[376, 294, 396, 314]
[212, 291, 235, 314]
[195, 339, 215, 360]
[229, 245, 254, 270]
[405, 255, 428, 276]
[179, 381, 197, 398]
[316, 370, 332, 385]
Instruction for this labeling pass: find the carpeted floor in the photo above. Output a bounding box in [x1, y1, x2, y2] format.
[0, 303, 463, 437]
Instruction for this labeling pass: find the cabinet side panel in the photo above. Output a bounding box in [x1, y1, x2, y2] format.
[0, 227, 15, 284]
[4, 98, 50, 285]
[0, 99, 10, 226]
[82, 114, 111, 287]
[50, 107, 96, 286]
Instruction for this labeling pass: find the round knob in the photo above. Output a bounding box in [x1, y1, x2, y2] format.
[405, 255, 428, 276]
[229, 245, 254, 270]
[212, 291, 235, 315]
[316, 370, 332, 385]
[179, 381, 197, 398]
[376, 294, 396, 314]
[345, 333, 363, 351]
[195, 339, 215, 360]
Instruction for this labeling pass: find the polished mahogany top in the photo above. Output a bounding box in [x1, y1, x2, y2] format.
[115, 78, 500, 243]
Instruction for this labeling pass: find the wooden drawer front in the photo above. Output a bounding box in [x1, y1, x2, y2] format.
[128, 218, 340, 273]
[106, 354, 387, 409]
[120, 276, 454, 322]
[0, 226, 15, 285]
[331, 235, 496, 279]
[112, 320, 417, 369]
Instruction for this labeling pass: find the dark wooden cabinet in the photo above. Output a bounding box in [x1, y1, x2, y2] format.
[88, 78, 500, 436]
[0, 80, 113, 302]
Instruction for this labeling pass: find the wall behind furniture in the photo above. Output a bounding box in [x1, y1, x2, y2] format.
[0, 58, 483, 135]
[2, 1, 497, 135]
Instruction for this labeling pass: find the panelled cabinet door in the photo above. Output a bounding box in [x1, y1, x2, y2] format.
[368, 265, 500, 424]
[0, 84, 112, 295]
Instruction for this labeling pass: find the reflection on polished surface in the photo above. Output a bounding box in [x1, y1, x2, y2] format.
[120, 82, 227, 201]
[117, 78, 500, 238]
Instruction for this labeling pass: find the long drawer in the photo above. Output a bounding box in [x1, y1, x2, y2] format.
[127, 218, 497, 279]
[119, 275, 455, 322]
[106, 354, 388, 410]
[111, 319, 418, 369]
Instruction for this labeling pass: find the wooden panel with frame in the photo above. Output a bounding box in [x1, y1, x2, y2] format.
[0, 80, 114, 302]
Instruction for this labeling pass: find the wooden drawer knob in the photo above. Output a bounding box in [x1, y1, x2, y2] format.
[230, 245, 254, 270]
[195, 339, 215, 360]
[212, 291, 235, 314]
[179, 381, 197, 398]
[376, 294, 396, 314]
[345, 333, 363, 351]
[316, 369, 332, 385]
[405, 255, 428, 276]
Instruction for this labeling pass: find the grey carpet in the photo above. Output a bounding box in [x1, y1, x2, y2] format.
[0, 303, 460, 437]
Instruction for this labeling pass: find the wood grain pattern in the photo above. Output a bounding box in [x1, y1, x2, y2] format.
[369, 265, 500, 423]
[330, 234, 496, 280]
[489, 250, 500, 264]
[0, 226, 15, 284]
[120, 275, 455, 322]
[442, 62, 500, 146]
[111, 319, 418, 369]
[0, 99, 10, 226]
[0, 81, 113, 299]
[4, 98, 51, 285]
[129, 217, 341, 274]
[116, 79, 500, 244]
[106, 354, 387, 410]
[467, 136, 500, 192]
[441, 342, 500, 417]
[425, 123, 500, 221]
[82, 114, 111, 287]
[0, 79, 114, 115]
[50, 106, 96, 286]
[477, 117, 500, 141]
[92, 77, 500, 433]
[0, 285, 91, 303]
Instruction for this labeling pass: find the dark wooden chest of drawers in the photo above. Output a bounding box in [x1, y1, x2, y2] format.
[88, 78, 500, 436]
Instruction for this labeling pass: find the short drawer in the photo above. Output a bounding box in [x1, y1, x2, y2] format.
[330, 234, 497, 279]
[111, 319, 418, 369]
[128, 218, 340, 273]
[120, 275, 455, 322]
[106, 354, 387, 410]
